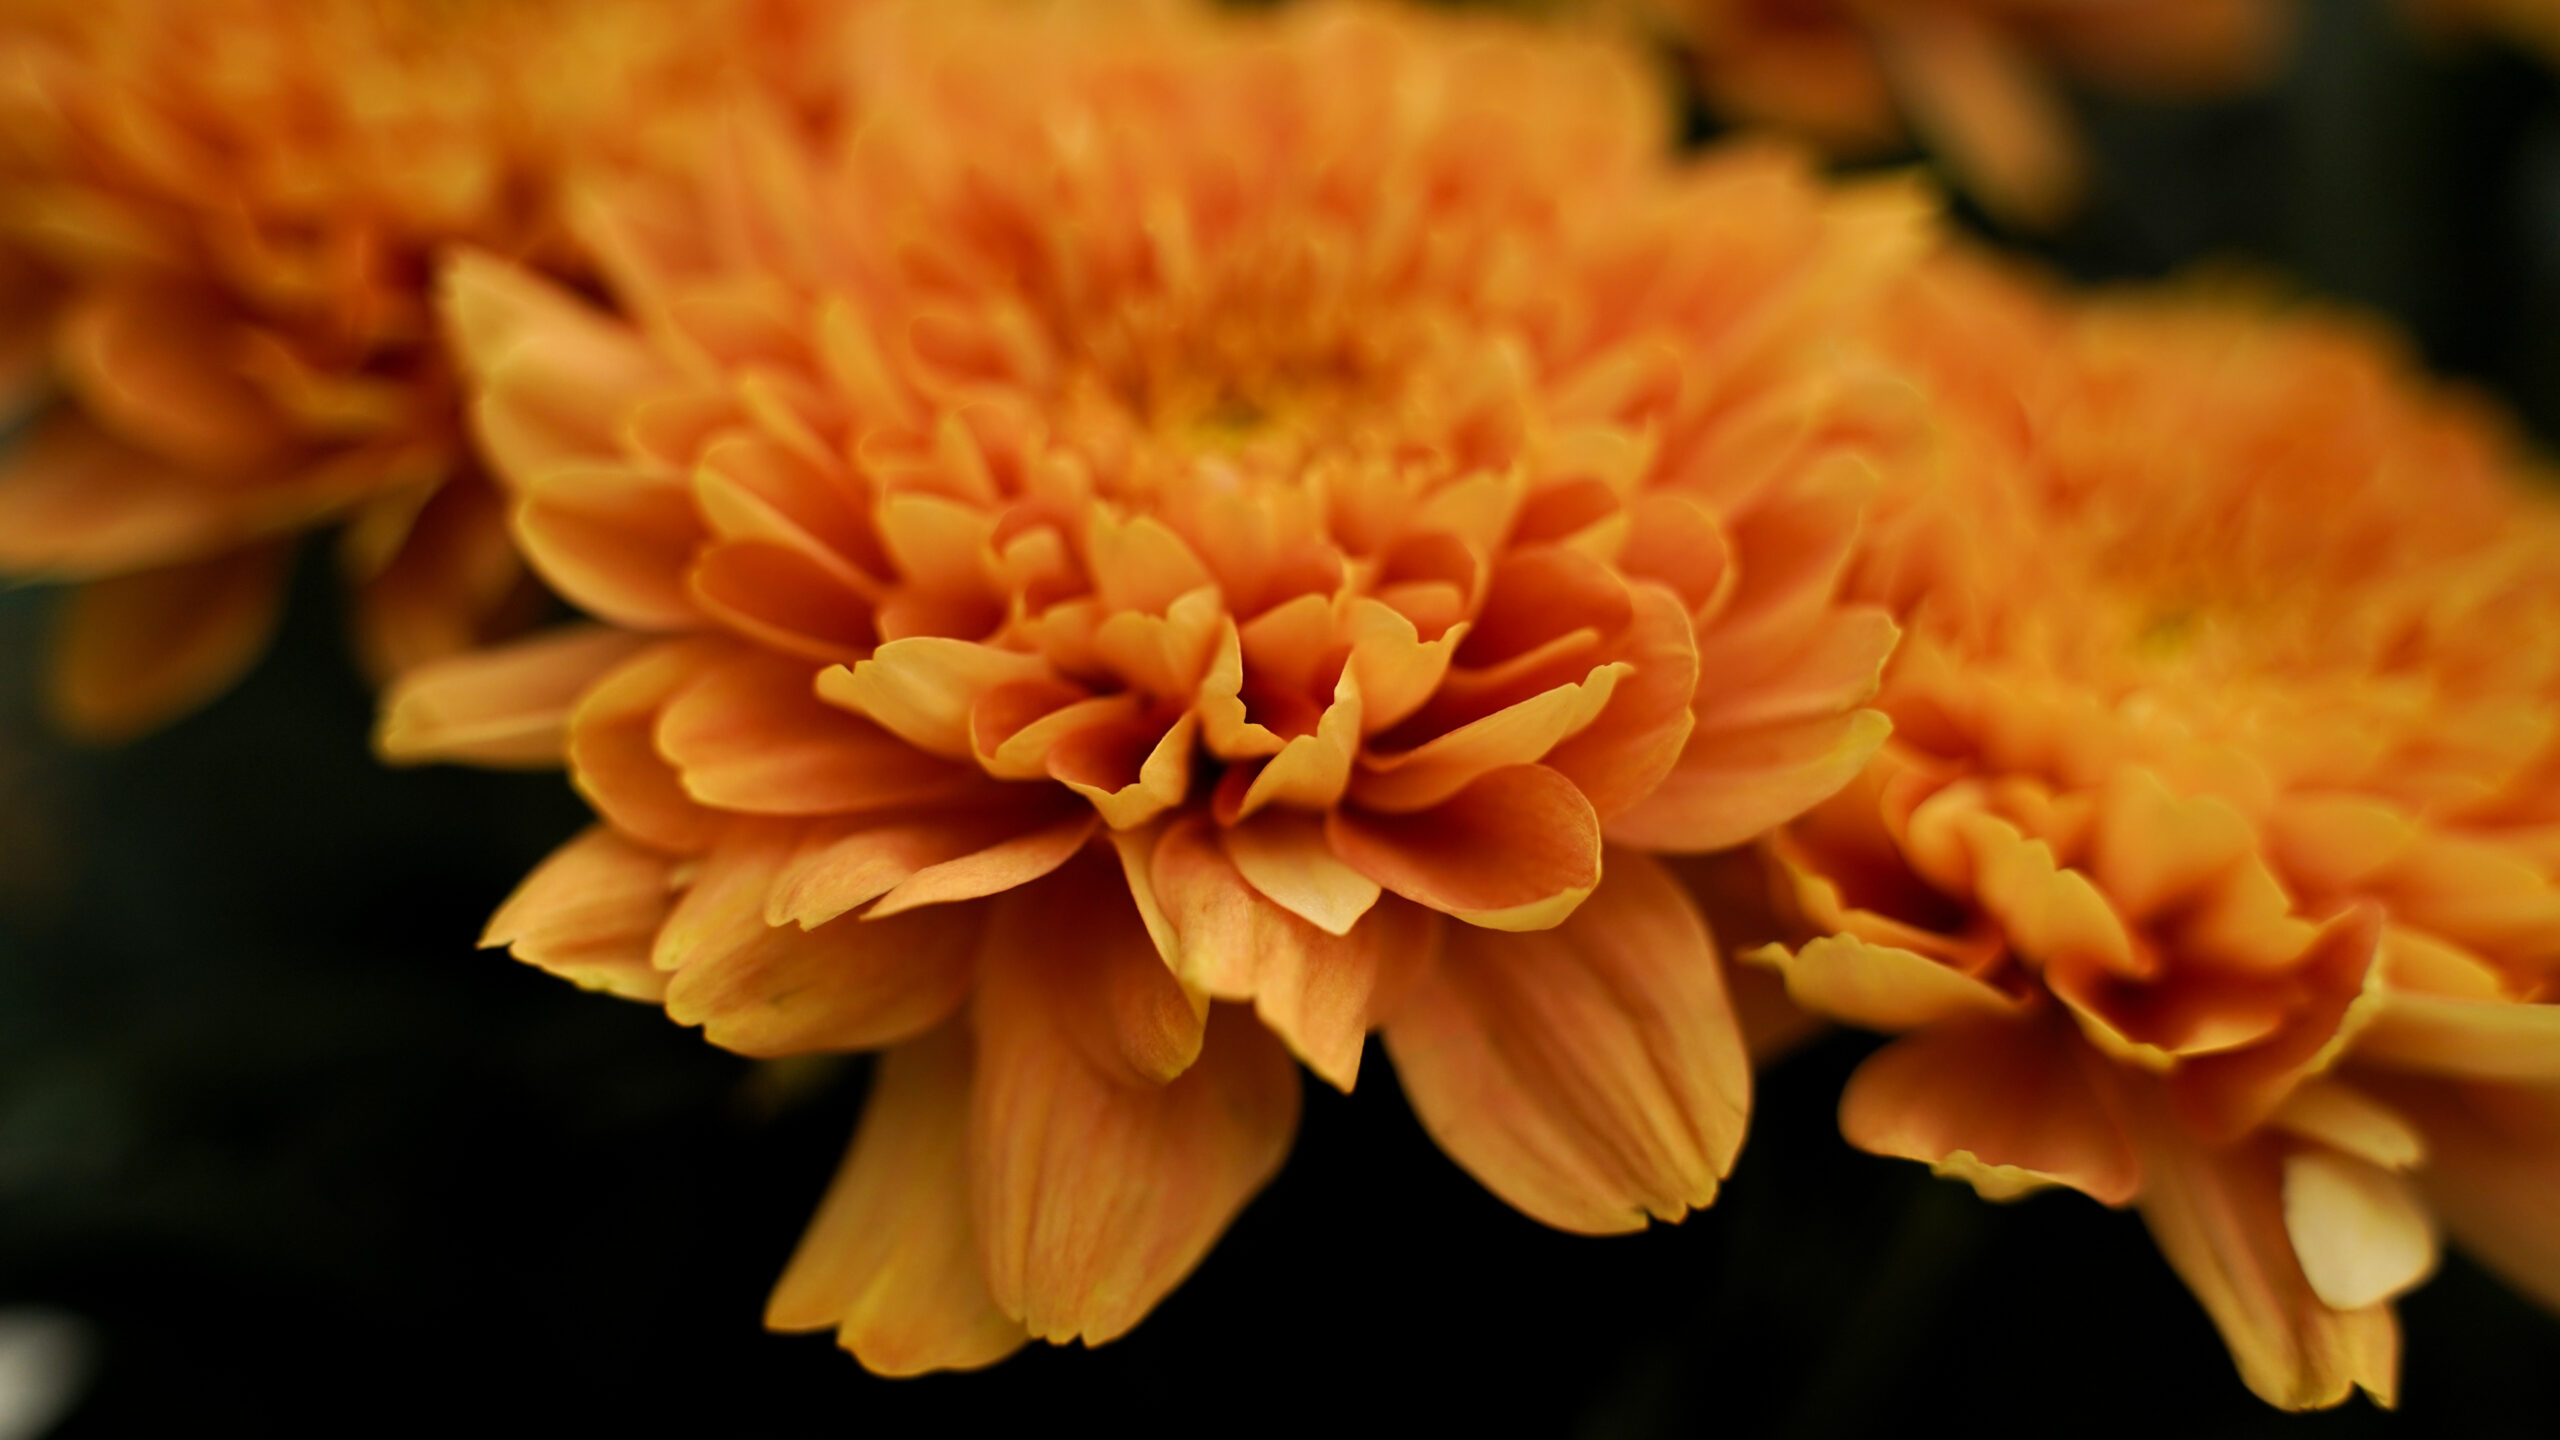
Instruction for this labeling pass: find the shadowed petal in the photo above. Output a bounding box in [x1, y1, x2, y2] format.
[47, 542, 291, 743]
[1329, 764, 1600, 931]
[1840, 1014, 2140, 1204]
[766, 1025, 1029, 1375]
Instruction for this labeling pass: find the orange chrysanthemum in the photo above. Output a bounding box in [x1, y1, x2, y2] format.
[0, 0, 849, 739]
[381, 0, 1927, 1373]
[1634, 0, 2296, 224]
[1748, 251, 2560, 1409]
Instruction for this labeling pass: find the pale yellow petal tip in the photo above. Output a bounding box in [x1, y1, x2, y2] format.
[1929, 1150, 2062, 1203]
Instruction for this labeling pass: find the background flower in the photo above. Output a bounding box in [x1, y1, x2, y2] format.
[1746, 250, 2560, 1408]
[0, 0, 849, 740]
[1626, 0, 2298, 225]
[383, 0, 1921, 1371]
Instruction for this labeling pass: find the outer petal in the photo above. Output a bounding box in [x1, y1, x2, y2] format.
[2379, 1077, 2560, 1313]
[480, 825, 675, 1002]
[970, 987, 1300, 1347]
[0, 416, 256, 577]
[1839, 1014, 2141, 1204]
[2121, 1081, 2399, 1410]
[655, 830, 979, 1056]
[765, 1025, 1029, 1374]
[1382, 849, 1746, 1233]
[563, 641, 727, 852]
[46, 542, 290, 742]
[375, 624, 650, 767]
[1606, 709, 1892, 853]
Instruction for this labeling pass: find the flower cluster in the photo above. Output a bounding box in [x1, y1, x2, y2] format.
[11, 0, 2560, 1412]
[0, 0, 849, 738]
[382, 0, 1920, 1372]
[1746, 251, 2560, 1407]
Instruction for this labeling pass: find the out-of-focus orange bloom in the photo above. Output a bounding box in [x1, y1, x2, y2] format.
[2406, 0, 2560, 65]
[1747, 251, 2560, 1408]
[1635, 0, 2296, 225]
[383, 0, 1926, 1373]
[0, 0, 850, 739]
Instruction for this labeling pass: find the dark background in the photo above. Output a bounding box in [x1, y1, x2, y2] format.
[5, 0, 2559, 1434]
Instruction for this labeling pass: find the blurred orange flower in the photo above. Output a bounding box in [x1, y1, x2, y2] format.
[383, 0, 1925, 1373]
[2405, 0, 2560, 64]
[1637, 0, 2296, 224]
[1749, 252, 2560, 1408]
[0, 0, 848, 739]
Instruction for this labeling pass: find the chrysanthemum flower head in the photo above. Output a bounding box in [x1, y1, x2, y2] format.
[1634, 0, 2296, 224]
[1749, 250, 2560, 1408]
[0, 0, 848, 739]
[383, 0, 1927, 1372]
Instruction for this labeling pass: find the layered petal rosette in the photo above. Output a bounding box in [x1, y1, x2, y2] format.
[1749, 253, 2560, 1409]
[0, 0, 850, 737]
[382, 0, 1923, 1373]
[1632, 0, 2295, 224]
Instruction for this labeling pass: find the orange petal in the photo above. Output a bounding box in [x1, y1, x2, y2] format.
[443, 250, 674, 484]
[1605, 709, 1892, 853]
[820, 638, 1054, 761]
[376, 625, 650, 767]
[1049, 710, 1198, 830]
[347, 472, 527, 682]
[765, 1024, 1029, 1375]
[969, 998, 1299, 1347]
[512, 464, 704, 632]
[1869, 3, 2085, 228]
[1539, 583, 1698, 819]
[2172, 906, 2383, 1141]
[566, 641, 727, 853]
[481, 826, 676, 1002]
[1329, 764, 1600, 931]
[1382, 850, 1745, 1233]
[657, 830, 979, 1056]
[0, 417, 248, 579]
[2383, 1078, 2560, 1314]
[1759, 932, 2020, 1032]
[689, 540, 876, 664]
[46, 543, 290, 743]
[1235, 667, 1364, 819]
[867, 813, 1100, 918]
[1840, 1015, 2141, 1204]
[2354, 991, 2560, 1082]
[1222, 809, 1382, 937]
[657, 649, 988, 815]
[1351, 661, 1628, 814]
[2122, 1083, 2400, 1410]
[973, 852, 1206, 1087]
[2281, 1149, 2439, 1311]
[1085, 512, 1215, 617]
[1152, 815, 1426, 1090]
[771, 798, 1086, 929]
[57, 282, 288, 471]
